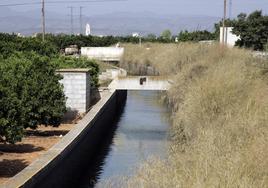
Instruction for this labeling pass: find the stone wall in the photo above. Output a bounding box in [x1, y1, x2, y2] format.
[57, 69, 91, 114]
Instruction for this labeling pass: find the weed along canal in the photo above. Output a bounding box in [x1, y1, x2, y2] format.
[94, 90, 171, 187]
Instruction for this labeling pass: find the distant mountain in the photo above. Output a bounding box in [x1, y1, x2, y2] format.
[0, 9, 221, 36]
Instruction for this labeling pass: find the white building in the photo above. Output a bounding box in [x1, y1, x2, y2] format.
[85, 23, 91, 36]
[220, 27, 240, 47]
[81, 47, 124, 62]
[132, 32, 140, 37]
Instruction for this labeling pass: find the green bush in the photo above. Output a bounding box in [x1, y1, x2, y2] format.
[0, 53, 66, 143]
[232, 11, 268, 50]
[265, 43, 268, 52]
[178, 30, 216, 41]
[51, 56, 100, 87]
[0, 33, 58, 58]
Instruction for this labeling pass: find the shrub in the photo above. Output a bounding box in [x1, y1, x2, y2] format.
[178, 30, 216, 41]
[232, 11, 268, 50]
[265, 43, 268, 52]
[0, 33, 58, 58]
[0, 53, 66, 143]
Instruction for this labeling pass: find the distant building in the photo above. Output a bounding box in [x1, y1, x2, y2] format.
[220, 27, 240, 47]
[132, 32, 140, 37]
[85, 23, 91, 36]
[32, 33, 38, 38]
[16, 33, 24, 37]
[65, 45, 79, 56]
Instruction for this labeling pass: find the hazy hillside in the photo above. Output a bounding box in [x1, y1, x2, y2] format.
[0, 8, 220, 36]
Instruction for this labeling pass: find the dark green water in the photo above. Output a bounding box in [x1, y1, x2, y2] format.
[94, 90, 171, 187]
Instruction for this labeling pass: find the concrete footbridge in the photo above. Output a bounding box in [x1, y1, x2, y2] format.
[108, 76, 172, 91]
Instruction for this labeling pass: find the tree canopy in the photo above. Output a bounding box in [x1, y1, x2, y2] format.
[232, 11, 268, 50]
[0, 53, 66, 143]
[0, 34, 100, 143]
[178, 30, 216, 42]
[161, 30, 172, 40]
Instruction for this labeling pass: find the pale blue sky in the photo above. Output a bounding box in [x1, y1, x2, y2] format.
[3, 0, 268, 17]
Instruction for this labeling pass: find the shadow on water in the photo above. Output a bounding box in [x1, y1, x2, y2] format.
[26, 91, 127, 188]
[78, 100, 127, 188]
[73, 91, 170, 188]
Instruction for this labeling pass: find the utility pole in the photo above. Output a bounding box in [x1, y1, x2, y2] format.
[222, 0, 227, 45]
[79, 6, 84, 35]
[229, 0, 232, 18]
[68, 6, 74, 34]
[42, 0, 45, 41]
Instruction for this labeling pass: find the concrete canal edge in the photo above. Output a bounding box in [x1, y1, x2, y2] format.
[3, 89, 127, 188]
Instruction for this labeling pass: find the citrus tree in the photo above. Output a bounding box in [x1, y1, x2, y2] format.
[0, 53, 66, 143]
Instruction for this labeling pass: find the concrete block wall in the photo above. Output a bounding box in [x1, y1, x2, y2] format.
[57, 69, 91, 113]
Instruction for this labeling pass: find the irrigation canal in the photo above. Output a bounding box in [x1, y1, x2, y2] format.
[85, 90, 171, 187]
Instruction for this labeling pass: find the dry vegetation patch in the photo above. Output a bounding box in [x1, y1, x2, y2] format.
[122, 43, 268, 187]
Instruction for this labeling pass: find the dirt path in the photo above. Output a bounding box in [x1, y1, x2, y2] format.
[0, 124, 75, 185]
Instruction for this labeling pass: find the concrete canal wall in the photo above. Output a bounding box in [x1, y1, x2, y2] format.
[3, 90, 127, 188]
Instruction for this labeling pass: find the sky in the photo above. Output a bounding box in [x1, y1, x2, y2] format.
[2, 0, 268, 18]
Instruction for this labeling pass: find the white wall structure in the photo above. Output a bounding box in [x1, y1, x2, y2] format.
[108, 76, 171, 91]
[81, 47, 124, 62]
[220, 27, 240, 47]
[85, 23, 91, 36]
[57, 69, 91, 113]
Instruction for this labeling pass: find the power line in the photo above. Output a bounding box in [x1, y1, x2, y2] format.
[0, 0, 127, 7]
[68, 6, 74, 34]
[222, 0, 227, 46]
[80, 6, 84, 35]
[1, 0, 127, 40]
[229, 0, 232, 18]
[42, 0, 45, 41]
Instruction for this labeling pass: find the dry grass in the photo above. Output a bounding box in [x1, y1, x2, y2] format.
[121, 43, 268, 188]
[97, 60, 118, 72]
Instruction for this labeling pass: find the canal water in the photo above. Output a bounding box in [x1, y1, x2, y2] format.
[92, 90, 171, 187]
